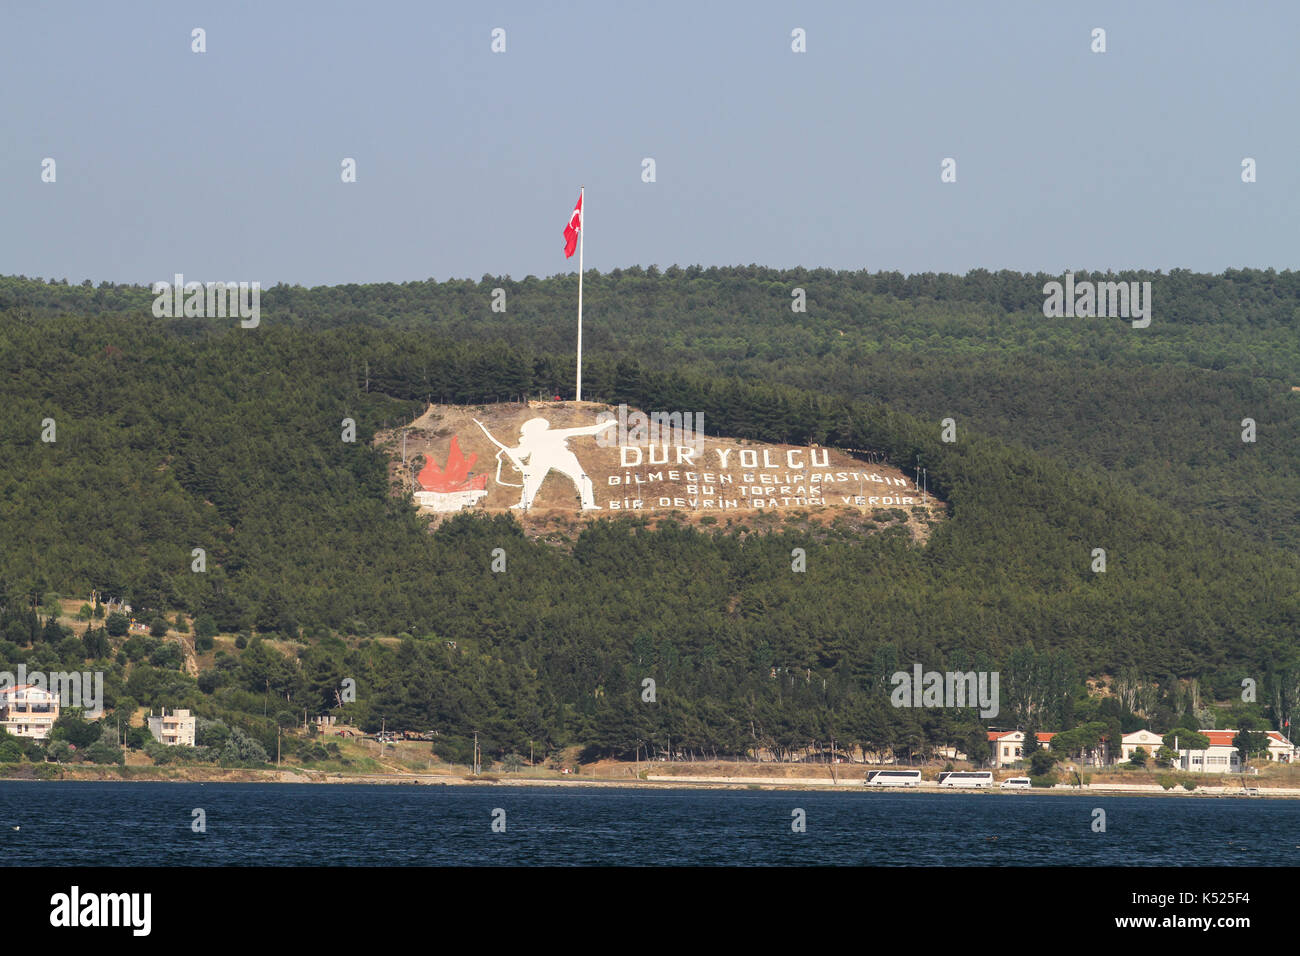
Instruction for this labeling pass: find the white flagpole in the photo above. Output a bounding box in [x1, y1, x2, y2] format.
[575, 185, 584, 403]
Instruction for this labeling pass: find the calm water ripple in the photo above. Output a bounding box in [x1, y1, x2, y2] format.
[2, 782, 1296, 866]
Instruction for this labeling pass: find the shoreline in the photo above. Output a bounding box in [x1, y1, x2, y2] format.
[2, 766, 1297, 798]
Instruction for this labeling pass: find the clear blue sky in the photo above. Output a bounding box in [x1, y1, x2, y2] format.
[2, 1, 1295, 286]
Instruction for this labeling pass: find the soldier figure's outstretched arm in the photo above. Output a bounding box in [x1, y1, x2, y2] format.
[474, 419, 526, 468]
[554, 420, 617, 439]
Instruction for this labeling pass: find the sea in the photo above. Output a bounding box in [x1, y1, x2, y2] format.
[3, 782, 1298, 866]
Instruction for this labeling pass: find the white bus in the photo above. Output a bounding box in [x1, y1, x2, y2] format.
[937, 771, 994, 788]
[866, 769, 923, 787]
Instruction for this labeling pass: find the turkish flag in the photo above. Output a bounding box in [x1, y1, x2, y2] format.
[563, 192, 582, 258]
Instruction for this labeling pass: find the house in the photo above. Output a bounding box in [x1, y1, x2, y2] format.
[1264, 731, 1297, 763]
[1120, 729, 1164, 763]
[1173, 730, 1296, 773]
[987, 731, 1020, 768]
[987, 731, 1056, 768]
[987, 725, 1296, 772]
[1173, 731, 1240, 773]
[0, 684, 60, 740]
[147, 708, 196, 747]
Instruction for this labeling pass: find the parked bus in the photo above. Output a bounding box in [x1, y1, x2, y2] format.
[866, 769, 923, 787]
[937, 771, 994, 788]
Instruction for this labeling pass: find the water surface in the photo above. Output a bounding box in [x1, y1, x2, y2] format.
[2, 782, 1295, 866]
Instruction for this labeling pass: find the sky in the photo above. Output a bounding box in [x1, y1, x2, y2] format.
[1, 1, 1297, 287]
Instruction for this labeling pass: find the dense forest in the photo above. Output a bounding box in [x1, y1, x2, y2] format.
[4, 266, 1295, 551]
[0, 268, 1296, 766]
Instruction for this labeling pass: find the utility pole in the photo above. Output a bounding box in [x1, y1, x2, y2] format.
[403, 430, 413, 497]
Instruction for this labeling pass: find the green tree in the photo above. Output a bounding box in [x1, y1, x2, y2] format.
[1022, 727, 1039, 760]
[50, 710, 101, 749]
[81, 626, 110, 659]
[195, 718, 231, 749]
[1164, 730, 1209, 752]
[195, 614, 218, 640]
[46, 739, 73, 762]
[149, 642, 184, 670]
[0, 738, 24, 762]
[1233, 728, 1269, 771]
[963, 727, 991, 767]
[85, 723, 125, 765]
[1029, 748, 1057, 776]
[1154, 746, 1179, 768]
[219, 726, 270, 766]
[41, 616, 65, 644]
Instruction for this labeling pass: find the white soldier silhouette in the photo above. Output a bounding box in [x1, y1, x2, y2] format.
[475, 416, 616, 510]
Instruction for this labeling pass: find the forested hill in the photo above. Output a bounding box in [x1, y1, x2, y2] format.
[0, 270, 1297, 762]
[3, 267, 1296, 553]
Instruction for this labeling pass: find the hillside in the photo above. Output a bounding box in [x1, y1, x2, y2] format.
[0, 269, 1297, 767]
[373, 401, 943, 542]
[4, 267, 1296, 551]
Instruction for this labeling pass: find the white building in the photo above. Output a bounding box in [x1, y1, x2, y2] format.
[987, 731, 1056, 768]
[1263, 730, 1297, 763]
[1120, 729, 1164, 763]
[988, 726, 1295, 772]
[0, 684, 59, 740]
[1173, 729, 1295, 773]
[147, 708, 196, 747]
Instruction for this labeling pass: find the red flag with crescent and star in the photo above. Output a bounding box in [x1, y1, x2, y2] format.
[563, 192, 582, 258]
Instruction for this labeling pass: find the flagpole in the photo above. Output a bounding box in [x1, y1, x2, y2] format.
[576, 185, 584, 403]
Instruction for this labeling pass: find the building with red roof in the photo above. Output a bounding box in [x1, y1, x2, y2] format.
[1171, 729, 1295, 773]
[982, 726, 1295, 771]
[986, 730, 1057, 768]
